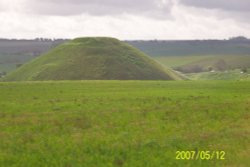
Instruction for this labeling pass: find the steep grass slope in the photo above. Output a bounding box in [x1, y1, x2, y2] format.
[2, 37, 180, 81]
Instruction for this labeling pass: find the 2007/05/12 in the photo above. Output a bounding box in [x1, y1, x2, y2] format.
[176, 151, 225, 160]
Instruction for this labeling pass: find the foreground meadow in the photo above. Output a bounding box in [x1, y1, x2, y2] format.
[0, 81, 249, 167]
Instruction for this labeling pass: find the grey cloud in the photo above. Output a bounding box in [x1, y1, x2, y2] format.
[178, 0, 250, 23]
[26, 0, 174, 17]
[0, 2, 5, 12]
[179, 0, 250, 12]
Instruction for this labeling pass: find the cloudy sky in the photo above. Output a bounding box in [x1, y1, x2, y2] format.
[0, 0, 250, 40]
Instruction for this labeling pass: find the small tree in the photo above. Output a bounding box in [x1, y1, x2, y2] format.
[0, 71, 6, 78]
[241, 67, 248, 73]
[16, 64, 23, 68]
[208, 66, 213, 72]
[214, 59, 227, 71]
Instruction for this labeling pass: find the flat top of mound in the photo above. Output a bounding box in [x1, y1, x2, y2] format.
[2, 37, 181, 81]
[72, 37, 120, 44]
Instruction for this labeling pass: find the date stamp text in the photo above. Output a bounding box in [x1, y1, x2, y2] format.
[176, 151, 225, 160]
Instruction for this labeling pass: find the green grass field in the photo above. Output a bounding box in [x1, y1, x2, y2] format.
[0, 81, 249, 167]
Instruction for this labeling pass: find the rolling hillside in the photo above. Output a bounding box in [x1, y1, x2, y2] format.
[186, 69, 250, 80]
[153, 55, 250, 80]
[154, 55, 250, 73]
[127, 39, 250, 56]
[2, 37, 180, 81]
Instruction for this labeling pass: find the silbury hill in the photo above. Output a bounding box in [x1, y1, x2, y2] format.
[2, 37, 181, 81]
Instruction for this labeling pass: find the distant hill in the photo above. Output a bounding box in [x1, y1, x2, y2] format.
[152, 55, 250, 74]
[2, 37, 180, 81]
[127, 39, 250, 56]
[0, 38, 68, 56]
[172, 55, 250, 73]
[128, 39, 250, 74]
[0, 39, 67, 74]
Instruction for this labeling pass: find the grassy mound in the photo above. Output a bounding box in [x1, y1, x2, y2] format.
[2, 37, 180, 81]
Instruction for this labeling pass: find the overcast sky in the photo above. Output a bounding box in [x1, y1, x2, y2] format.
[0, 0, 250, 40]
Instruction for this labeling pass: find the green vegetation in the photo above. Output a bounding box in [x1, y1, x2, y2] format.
[173, 55, 250, 73]
[0, 81, 249, 167]
[153, 55, 250, 80]
[2, 38, 180, 81]
[1, 39, 250, 74]
[154, 55, 250, 72]
[186, 69, 250, 80]
[1, 39, 250, 80]
[154, 56, 213, 68]
[1, 38, 249, 167]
